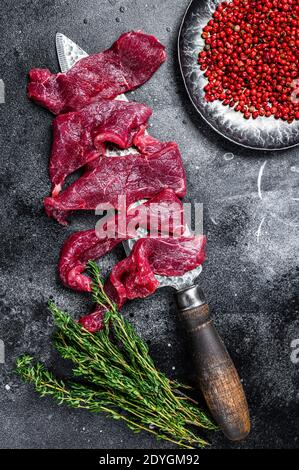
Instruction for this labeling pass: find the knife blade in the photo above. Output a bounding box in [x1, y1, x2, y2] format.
[55, 33, 250, 441]
[56, 33, 89, 73]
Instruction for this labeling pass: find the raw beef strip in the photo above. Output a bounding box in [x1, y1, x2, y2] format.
[28, 31, 166, 114]
[50, 99, 152, 196]
[133, 129, 168, 154]
[59, 189, 186, 292]
[44, 141, 186, 225]
[79, 235, 206, 333]
[108, 236, 206, 305]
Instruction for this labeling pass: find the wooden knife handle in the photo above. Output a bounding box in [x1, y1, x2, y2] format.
[176, 286, 250, 441]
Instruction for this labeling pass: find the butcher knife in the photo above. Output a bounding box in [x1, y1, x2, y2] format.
[55, 33, 250, 441]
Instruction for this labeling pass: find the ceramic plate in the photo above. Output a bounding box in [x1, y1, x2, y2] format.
[178, 0, 299, 150]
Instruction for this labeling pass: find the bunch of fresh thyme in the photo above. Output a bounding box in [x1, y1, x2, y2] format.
[16, 261, 217, 448]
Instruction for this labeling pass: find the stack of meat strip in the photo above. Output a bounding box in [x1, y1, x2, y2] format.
[28, 31, 205, 332]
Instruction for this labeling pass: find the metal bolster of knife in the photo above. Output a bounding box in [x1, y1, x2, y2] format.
[176, 285, 209, 333]
[176, 285, 206, 311]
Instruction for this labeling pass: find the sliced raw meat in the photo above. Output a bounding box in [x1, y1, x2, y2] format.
[79, 235, 206, 333]
[108, 235, 206, 305]
[59, 189, 186, 292]
[28, 31, 166, 114]
[50, 99, 152, 195]
[80, 305, 105, 332]
[44, 141, 186, 225]
[133, 130, 167, 154]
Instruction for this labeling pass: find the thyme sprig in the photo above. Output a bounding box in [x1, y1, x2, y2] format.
[16, 261, 217, 448]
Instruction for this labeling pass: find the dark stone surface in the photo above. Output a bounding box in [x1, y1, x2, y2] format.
[0, 0, 298, 449]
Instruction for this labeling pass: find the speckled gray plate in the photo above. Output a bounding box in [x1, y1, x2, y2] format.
[178, 0, 299, 150]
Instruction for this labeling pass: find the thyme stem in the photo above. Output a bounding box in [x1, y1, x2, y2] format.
[16, 261, 217, 448]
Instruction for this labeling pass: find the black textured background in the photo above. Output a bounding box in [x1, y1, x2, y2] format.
[0, 0, 298, 449]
